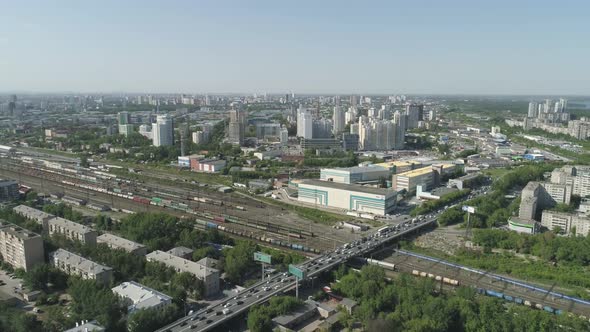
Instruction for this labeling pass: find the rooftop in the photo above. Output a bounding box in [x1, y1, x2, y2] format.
[97, 233, 146, 253]
[51, 249, 112, 275]
[166, 246, 194, 258]
[320, 165, 389, 174]
[146, 250, 219, 278]
[63, 320, 105, 332]
[272, 299, 318, 327]
[112, 281, 172, 312]
[297, 179, 396, 196]
[0, 220, 41, 240]
[396, 165, 435, 178]
[13, 204, 54, 220]
[48, 217, 95, 235]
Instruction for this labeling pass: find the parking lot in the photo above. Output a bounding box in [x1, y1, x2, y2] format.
[0, 269, 25, 303]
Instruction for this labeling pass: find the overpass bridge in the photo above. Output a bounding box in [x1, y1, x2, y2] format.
[157, 218, 436, 332]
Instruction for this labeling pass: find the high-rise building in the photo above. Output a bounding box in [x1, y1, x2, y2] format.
[527, 102, 538, 118]
[8, 95, 16, 117]
[392, 111, 406, 150]
[405, 104, 424, 129]
[0, 220, 45, 271]
[332, 106, 345, 135]
[228, 107, 247, 145]
[255, 123, 282, 139]
[312, 118, 333, 139]
[345, 107, 357, 124]
[280, 126, 289, 146]
[152, 115, 174, 147]
[378, 105, 392, 121]
[297, 107, 313, 139]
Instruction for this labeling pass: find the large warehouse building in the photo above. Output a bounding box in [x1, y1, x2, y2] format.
[392, 163, 458, 194]
[295, 179, 397, 216]
[319, 165, 390, 184]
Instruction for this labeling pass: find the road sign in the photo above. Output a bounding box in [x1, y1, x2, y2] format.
[462, 205, 475, 213]
[288, 264, 306, 279]
[254, 252, 272, 264]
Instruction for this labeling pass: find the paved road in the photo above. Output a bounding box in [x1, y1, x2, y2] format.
[157, 218, 436, 332]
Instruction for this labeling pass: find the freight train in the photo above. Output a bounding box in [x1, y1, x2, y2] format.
[411, 269, 460, 286]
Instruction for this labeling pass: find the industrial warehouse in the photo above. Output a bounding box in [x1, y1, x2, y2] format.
[294, 179, 397, 216]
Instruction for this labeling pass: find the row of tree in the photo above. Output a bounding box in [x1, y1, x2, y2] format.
[330, 265, 590, 331]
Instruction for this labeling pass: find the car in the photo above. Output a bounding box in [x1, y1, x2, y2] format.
[206, 308, 213, 314]
[237, 300, 244, 305]
[223, 303, 231, 308]
[199, 316, 206, 321]
[206, 319, 213, 324]
[215, 311, 222, 316]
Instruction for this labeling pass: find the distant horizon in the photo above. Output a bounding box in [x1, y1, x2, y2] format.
[2, 1, 590, 95]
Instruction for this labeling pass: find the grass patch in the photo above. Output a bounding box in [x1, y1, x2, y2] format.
[259, 197, 345, 225]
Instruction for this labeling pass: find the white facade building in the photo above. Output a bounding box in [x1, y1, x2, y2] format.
[152, 115, 174, 147]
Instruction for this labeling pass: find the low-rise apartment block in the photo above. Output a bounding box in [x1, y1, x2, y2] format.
[48, 217, 97, 245]
[146, 250, 220, 297]
[112, 281, 172, 314]
[13, 205, 54, 230]
[541, 210, 590, 236]
[50, 249, 112, 285]
[0, 220, 44, 271]
[97, 233, 147, 256]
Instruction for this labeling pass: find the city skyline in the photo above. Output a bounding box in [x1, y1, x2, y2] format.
[2, 0, 590, 95]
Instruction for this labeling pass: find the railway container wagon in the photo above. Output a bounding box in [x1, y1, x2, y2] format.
[214, 216, 225, 223]
[486, 290, 504, 299]
[133, 197, 150, 205]
[412, 270, 420, 276]
[543, 306, 555, 314]
[504, 295, 514, 302]
[206, 222, 218, 229]
[514, 298, 523, 305]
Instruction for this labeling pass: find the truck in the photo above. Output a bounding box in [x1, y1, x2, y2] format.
[222, 309, 232, 315]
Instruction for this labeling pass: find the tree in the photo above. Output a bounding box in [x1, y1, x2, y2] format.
[127, 304, 181, 332]
[247, 306, 273, 332]
[67, 279, 125, 331]
[223, 241, 257, 284]
[22, 264, 68, 291]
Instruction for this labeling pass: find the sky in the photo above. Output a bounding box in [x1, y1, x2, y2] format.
[1, 0, 589, 95]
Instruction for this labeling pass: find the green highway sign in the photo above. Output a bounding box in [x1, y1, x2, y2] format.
[254, 252, 272, 264]
[288, 264, 306, 279]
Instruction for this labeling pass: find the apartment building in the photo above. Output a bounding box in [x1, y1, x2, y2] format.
[48, 217, 97, 245]
[13, 205, 55, 230]
[112, 281, 172, 314]
[50, 249, 112, 285]
[97, 233, 147, 256]
[0, 220, 44, 271]
[145, 250, 220, 297]
[541, 210, 590, 236]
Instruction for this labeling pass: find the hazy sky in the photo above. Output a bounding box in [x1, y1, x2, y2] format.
[1, 0, 589, 95]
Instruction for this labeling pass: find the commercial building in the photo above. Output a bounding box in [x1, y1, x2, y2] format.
[178, 154, 202, 168]
[112, 281, 172, 314]
[190, 158, 226, 173]
[146, 250, 220, 296]
[541, 210, 590, 236]
[13, 205, 54, 230]
[97, 233, 147, 256]
[300, 138, 342, 151]
[228, 108, 247, 145]
[48, 217, 97, 245]
[508, 217, 540, 235]
[152, 115, 174, 147]
[50, 249, 113, 285]
[0, 179, 19, 202]
[448, 173, 482, 190]
[392, 164, 459, 194]
[319, 165, 390, 184]
[0, 221, 44, 271]
[296, 107, 313, 139]
[118, 124, 134, 137]
[296, 179, 397, 216]
[255, 123, 281, 139]
[375, 160, 422, 174]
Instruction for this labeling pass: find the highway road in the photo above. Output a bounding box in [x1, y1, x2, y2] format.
[157, 218, 436, 332]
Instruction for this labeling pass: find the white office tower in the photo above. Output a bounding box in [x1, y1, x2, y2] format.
[152, 115, 174, 147]
[368, 107, 378, 119]
[528, 102, 538, 118]
[333, 106, 345, 135]
[358, 116, 372, 150]
[345, 107, 358, 124]
[379, 105, 392, 120]
[350, 123, 359, 135]
[393, 110, 406, 149]
[297, 107, 313, 139]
